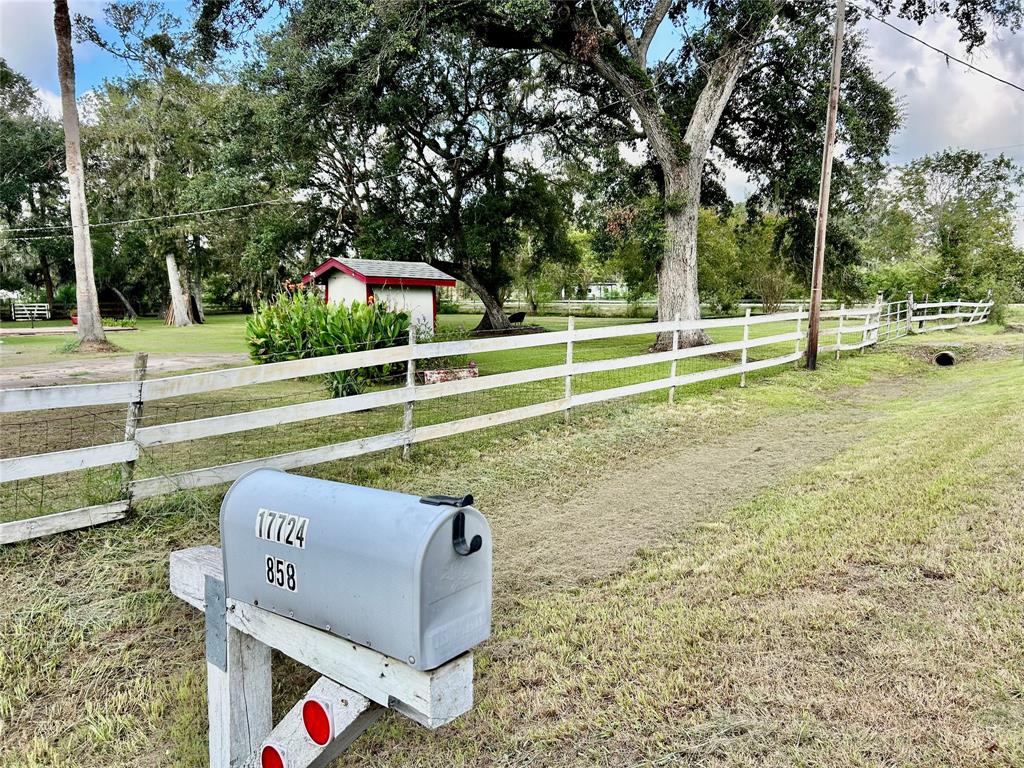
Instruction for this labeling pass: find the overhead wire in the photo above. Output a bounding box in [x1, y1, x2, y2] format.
[845, 1, 1024, 94]
[3, 198, 298, 233]
[5, 4, 1019, 240]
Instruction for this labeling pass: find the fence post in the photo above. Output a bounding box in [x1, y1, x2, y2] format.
[564, 316, 575, 423]
[875, 293, 884, 344]
[865, 293, 881, 350]
[120, 352, 148, 503]
[794, 303, 804, 368]
[668, 312, 680, 403]
[739, 307, 751, 387]
[835, 304, 845, 360]
[906, 292, 914, 335]
[402, 325, 416, 460]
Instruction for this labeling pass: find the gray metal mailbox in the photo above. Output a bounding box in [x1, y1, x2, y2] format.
[220, 469, 491, 670]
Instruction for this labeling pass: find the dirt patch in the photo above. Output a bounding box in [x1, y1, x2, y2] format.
[69, 339, 124, 354]
[488, 377, 910, 600]
[0, 352, 250, 388]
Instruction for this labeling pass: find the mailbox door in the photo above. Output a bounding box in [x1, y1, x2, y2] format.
[416, 507, 492, 670]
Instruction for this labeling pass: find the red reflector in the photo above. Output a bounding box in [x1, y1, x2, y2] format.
[302, 698, 333, 746]
[261, 744, 286, 768]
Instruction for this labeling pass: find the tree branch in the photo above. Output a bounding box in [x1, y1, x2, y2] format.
[682, 10, 780, 168]
[638, 0, 671, 65]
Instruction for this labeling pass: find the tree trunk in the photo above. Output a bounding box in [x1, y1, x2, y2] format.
[148, 150, 192, 327]
[463, 270, 511, 331]
[164, 250, 193, 326]
[38, 250, 56, 309]
[189, 269, 206, 323]
[655, 172, 710, 349]
[188, 234, 205, 322]
[54, 0, 105, 344]
[110, 286, 137, 318]
[586, 21, 758, 349]
[433, 258, 511, 331]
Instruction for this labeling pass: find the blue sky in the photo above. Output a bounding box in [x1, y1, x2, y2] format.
[2, 0, 1021, 225]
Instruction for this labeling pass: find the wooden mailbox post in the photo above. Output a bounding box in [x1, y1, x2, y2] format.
[170, 545, 475, 768]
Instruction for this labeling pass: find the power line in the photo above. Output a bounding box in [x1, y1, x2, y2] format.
[2, 211, 297, 243]
[3, 199, 298, 233]
[975, 142, 1024, 153]
[857, 7, 1024, 94]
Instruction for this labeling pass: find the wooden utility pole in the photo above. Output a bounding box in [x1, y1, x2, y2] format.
[805, 0, 846, 370]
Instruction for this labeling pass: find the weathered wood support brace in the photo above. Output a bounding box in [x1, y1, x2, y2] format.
[240, 677, 383, 768]
[169, 546, 474, 767]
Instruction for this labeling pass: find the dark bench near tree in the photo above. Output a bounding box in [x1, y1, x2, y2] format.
[508, 311, 526, 326]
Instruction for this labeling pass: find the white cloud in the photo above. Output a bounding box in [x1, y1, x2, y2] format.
[863, 16, 1024, 164]
[720, 160, 756, 203]
[34, 86, 62, 118]
[861, 15, 1023, 243]
[0, 0, 109, 94]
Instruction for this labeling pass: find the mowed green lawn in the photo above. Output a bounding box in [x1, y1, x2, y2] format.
[0, 313, 646, 366]
[1, 314, 252, 368]
[1, 343, 1021, 767]
[1, 311, 797, 370]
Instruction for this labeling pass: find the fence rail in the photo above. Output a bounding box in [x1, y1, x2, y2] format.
[11, 303, 51, 321]
[0, 296, 992, 544]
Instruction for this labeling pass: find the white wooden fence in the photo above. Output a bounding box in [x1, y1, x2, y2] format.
[908, 292, 994, 334]
[11, 302, 51, 321]
[0, 297, 992, 544]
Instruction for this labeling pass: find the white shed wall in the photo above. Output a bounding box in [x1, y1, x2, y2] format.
[373, 285, 435, 331]
[327, 272, 367, 306]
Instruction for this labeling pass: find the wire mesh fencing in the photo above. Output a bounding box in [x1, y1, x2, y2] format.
[0, 296, 993, 540]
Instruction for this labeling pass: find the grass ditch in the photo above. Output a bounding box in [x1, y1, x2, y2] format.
[3, 349, 1020, 766]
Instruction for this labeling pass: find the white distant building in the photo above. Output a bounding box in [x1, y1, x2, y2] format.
[301, 258, 456, 331]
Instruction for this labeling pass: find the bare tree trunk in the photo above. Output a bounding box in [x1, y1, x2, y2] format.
[164, 251, 193, 326]
[461, 269, 511, 331]
[188, 234, 206, 323]
[54, 0, 105, 344]
[656, 172, 708, 349]
[148, 150, 192, 327]
[28, 193, 57, 308]
[586, 18, 759, 349]
[430, 258, 511, 331]
[38, 250, 57, 309]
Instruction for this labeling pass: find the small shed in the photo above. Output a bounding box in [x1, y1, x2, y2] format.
[302, 258, 456, 332]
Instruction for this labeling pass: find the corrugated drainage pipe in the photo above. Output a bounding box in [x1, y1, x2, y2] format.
[933, 351, 957, 366]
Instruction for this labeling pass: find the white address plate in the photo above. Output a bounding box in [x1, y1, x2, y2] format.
[255, 507, 309, 549]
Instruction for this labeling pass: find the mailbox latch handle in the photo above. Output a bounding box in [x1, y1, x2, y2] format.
[451, 510, 483, 557]
[420, 494, 474, 508]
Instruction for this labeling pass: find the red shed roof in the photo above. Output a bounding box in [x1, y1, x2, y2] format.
[302, 258, 456, 288]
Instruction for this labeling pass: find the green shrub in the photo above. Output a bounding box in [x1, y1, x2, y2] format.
[246, 291, 410, 397]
